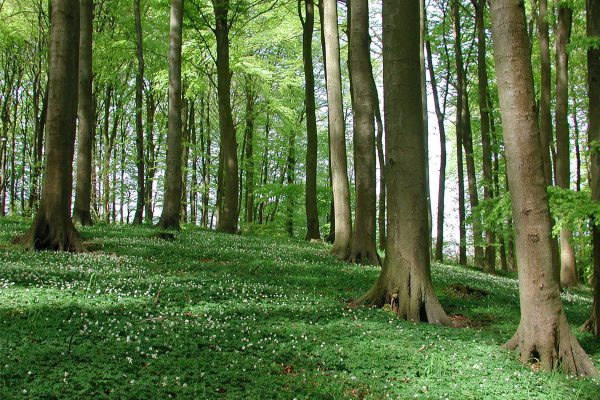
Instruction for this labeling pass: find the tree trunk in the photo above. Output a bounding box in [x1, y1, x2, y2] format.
[474, 0, 495, 273]
[286, 131, 296, 237]
[103, 96, 120, 223]
[15, 0, 83, 252]
[190, 99, 198, 224]
[299, 0, 321, 240]
[426, 40, 447, 263]
[420, 0, 432, 257]
[144, 87, 157, 223]
[158, 0, 184, 230]
[357, 0, 449, 326]
[374, 75, 385, 251]
[323, 0, 351, 259]
[582, 0, 600, 337]
[213, 0, 239, 234]
[489, 0, 596, 376]
[201, 95, 211, 228]
[572, 101, 581, 192]
[73, 0, 94, 226]
[555, 5, 578, 287]
[346, 0, 379, 265]
[243, 79, 255, 224]
[453, 0, 483, 268]
[538, 0, 553, 186]
[133, 0, 145, 224]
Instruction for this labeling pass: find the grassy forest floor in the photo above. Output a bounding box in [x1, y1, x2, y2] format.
[1, 218, 600, 399]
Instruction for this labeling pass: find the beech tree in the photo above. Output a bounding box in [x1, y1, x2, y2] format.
[583, 0, 600, 337]
[473, 0, 495, 273]
[72, 0, 94, 226]
[555, 4, 578, 287]
[323, 0, 351, 259]
[158, 0, 184, 230]
[132, 0, 145, 224]
[347, 0, 379, 265]
[357, 0, 449, 325]
[452, 0, 483, 268]
[299, 0, 321, 241]
[212, 0, 239, 234]
[15, 0, 83, 251]
[490, 0, 596, 375]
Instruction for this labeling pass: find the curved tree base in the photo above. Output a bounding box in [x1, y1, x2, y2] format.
[354, 273, 450, 326]
[346, 242, 381, 267]
[581, 315, 598, 336]
[73, 209, 94, 227]
[504, 315, 597, 376]
[331, 241, 349, 260]
[13, 215, 85, 253]
[156, 217, 181, 231]
[305, 223, 321, 241]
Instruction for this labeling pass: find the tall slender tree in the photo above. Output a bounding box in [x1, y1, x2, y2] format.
[582, 0, 600, 337]
[427, 38, 448, 263]
[299, 0, 321, 241]
[347, 0, 379, 265]
[73, 0, 94, 226]
[490, 0, 596, 375]
[243, 78, 255, 224]
[555, 4, 578, 287]
[323, 0, 351, 259]
[474, 0, 495, 273]
[453, 0, 483, 268]
[357, 0, 449, 325]
[212, 0, 239, 234]
[15, 0, 83, 251]
[132, 0, 145, 224]
[538, 0, 553, 185]
[158, 0, 184, 230]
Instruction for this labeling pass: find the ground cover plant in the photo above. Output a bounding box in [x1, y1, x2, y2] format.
[1, 218, 600, 399]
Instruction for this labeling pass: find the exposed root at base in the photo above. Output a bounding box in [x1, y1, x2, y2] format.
[503, 320, 597, 376]
[580, 314, 599, 337]
[352, 285, 451, 327]
[13, 220, 86, 253]
[345, 248, 382, 267]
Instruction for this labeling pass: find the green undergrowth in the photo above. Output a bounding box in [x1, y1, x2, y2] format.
[1, 217, 599, 399]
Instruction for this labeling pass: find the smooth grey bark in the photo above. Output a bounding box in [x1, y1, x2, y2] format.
[490, 0, 596, 376]
[426, 39, 448, 263]
[73, 0, 94, 226]
[323, 0, 351, 259]
[554, 4, 578, 287]
[347, 0, 380, 265]
[158, 0, 184, 230]
[357, 0, 449, 326]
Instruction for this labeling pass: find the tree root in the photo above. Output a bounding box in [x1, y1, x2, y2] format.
[580, 316, 596, 336]
[503, 316, 597, 376]
[353, 279, 451, 327]
[345, 247, 382, 267]
[13, 217, 86, 253]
